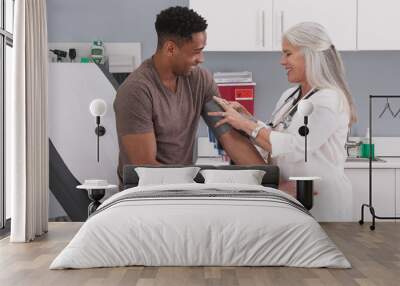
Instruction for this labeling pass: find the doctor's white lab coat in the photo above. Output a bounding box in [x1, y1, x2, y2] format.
[268, 87, 352, 222]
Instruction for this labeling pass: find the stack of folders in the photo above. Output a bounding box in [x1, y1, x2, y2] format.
[213, 71, 253, 84]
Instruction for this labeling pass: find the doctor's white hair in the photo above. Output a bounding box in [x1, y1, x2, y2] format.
[283, 22, 357, 125]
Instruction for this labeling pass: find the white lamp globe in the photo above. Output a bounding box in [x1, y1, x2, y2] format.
[89, 99, 107, 117]
[298, 100, 314, 116]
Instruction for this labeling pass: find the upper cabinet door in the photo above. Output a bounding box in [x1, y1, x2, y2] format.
[272, 0, 357, 51]
[358, 0, 400, 50]
[190, 0, 273, 51]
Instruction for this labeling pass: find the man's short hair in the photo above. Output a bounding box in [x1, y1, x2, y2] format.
[155, 6, 207, 48]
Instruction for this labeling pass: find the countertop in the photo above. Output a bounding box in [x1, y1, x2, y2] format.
[344, 157, 400, 169]
[197, 157, 400, 169]
[196, 157, 230, 166]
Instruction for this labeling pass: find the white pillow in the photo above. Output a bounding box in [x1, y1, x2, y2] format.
[135, 167, 201, 186]
[200, 169, 266, 185]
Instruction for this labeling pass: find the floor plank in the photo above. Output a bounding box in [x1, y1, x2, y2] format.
[0, 222, 399, 286]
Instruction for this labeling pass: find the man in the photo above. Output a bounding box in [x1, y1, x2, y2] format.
[114, 6, 264, 182]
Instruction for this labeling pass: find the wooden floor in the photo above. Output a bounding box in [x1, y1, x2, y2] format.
[0, 222, 399, 286]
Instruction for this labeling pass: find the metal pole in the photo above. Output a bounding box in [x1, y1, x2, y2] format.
[369, 95, 372, 207]
[97, 124, 100, 162]
[305, 132, 307, 162]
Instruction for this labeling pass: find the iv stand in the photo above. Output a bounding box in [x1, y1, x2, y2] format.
[359, 95, 400, 230]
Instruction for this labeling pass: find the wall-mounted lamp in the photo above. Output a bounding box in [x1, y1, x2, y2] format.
[292, 100, 318, 210]
[298, 100, 314, 162]
[89, 99, 107, 162]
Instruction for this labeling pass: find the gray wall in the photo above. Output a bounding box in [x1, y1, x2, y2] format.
[47, 0, 400, 137]
[203, 51, 400, 137]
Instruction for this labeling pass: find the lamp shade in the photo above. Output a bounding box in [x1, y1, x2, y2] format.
[298, 100, 314, 116]
[89, 99, 107, 117]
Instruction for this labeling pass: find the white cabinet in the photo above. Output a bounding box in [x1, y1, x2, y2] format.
[190, 0, 272, 51]
[190, 0, 400, 51]
[358, 0, 400, 50]
[272, 0, 357, 51]
[190, 0, 357, 51]
[345, 168, 396, 221]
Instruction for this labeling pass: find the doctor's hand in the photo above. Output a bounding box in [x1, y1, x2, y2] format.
[224, 99, 253, 118]
[208, 96, 257, 133]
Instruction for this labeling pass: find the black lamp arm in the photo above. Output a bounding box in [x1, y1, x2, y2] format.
[94, 116, 106, 162]
[298, 116, 310, 162]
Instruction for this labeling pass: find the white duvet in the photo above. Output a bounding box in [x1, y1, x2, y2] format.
[50, 183, 350, 269]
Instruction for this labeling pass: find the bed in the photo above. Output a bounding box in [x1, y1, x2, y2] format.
[50, 165, 350, 269]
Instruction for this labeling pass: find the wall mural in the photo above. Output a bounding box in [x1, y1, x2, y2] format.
[48, 63, 123, 221]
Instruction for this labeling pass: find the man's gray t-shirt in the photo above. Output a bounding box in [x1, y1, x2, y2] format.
[113, 58, 219, 180]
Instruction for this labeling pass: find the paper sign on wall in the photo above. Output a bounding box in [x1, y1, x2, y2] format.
[234, 88, 254, 100]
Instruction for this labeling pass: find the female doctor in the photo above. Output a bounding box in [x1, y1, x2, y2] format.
[209, 22, 357, 221]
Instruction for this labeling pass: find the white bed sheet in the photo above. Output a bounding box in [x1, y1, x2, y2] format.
[50, 183, 350, 269]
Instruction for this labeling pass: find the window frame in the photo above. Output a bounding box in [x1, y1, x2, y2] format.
[0, 0, 13, 230]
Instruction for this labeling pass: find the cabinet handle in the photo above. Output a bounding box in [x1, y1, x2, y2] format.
[261, 10, 265, 47]
[275, 11, 284, 49]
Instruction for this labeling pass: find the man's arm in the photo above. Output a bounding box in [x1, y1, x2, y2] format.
[114, 80, 161, 165]
[121, 132, 161, 165]
[218, 129, 266, 165]
[202, 100, 265, 165]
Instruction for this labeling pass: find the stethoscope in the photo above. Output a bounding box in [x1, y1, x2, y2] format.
[267, 86, 319, 130]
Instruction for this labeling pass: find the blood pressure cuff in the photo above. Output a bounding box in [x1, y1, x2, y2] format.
[202, 100, 232, 138]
